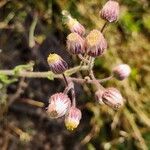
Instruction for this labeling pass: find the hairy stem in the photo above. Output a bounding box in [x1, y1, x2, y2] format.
[0, 66, 112, 85]
[88, 57, 105, 90]
[78, 54, 90, 64]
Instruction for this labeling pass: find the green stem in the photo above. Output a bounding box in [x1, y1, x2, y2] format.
[29, 14, 38, 48]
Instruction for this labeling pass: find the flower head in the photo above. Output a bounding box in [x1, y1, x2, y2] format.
[85, 29, 107, 57]
[65, 106, 82, 131]
[67, 33, 85, 54]
[100, 0, 119, 22]
[102, 87, 124, 110]
[113, 64, 131, 80]
[67, 17, 85, 36]
[47, 53, 68, 74]
[47, 93, 71, 118]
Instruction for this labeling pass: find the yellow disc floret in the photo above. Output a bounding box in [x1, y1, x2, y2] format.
[68, 18, 78, 29]
[47, 53, 61, 64]
[67, 33, 78, 41]
[86, 30, 101, 46]
[65, 119, 79, 131]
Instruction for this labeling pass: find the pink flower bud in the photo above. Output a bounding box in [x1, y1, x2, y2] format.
[66, 33, 85, 54]
[85, 29, 107, 57]
[47, 53, 68, 74]
[100, 0, 119, 22]
[67, 17, 85, 36]
[47, 93, 71, 118]
[102, 87, 124, 110]
[113, 64, 131, 80]
[95, 89, 104, 104]
[65, 106, 82, 131]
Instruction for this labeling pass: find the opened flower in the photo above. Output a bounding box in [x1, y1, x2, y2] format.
[47, 93, 71, 118]
[67, 32, 85, 54]
[65, 106, 82, 131]
[47, 53, 68, 74]
[85, 29, 107, 57]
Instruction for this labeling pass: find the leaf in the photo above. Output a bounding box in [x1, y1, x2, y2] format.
[0, 74, 18, 85]
[47, 72, 54, 80]
[13, 62, 34, 75]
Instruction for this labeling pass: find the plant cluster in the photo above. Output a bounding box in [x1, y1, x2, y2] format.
[46, 0, 131, 131]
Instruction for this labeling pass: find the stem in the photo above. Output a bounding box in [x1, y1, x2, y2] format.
[63, 85, 71, 94]
[0, 65, 88, 78]
[65, 65, 88, 76]
[100, 21, 108, 33]
[67, 77, 112, 84]
[78, 54, 90, 64]
[71, 85, 76, 107]
[62, 73, 76, 107]
[99, 75, 113, 82]
[62, 73, 68, 86]
[0, 69, 113, 85]
[29, 14, 38, 48]
[88, 57, 105, 90]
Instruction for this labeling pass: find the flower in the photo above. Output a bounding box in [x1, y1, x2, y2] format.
[66, 32, 85, 54]
[85, 29, 107, 57]
[65, 106, 82, 131]
[102, 87, 124, 110]
[100, 0, 119, 22]
[113, 64, 131, 80]
[47, 93, 71, 118]
[67, 17, 85, 36]
[47, 53, 68, 74]
[95, 89, 104, 104]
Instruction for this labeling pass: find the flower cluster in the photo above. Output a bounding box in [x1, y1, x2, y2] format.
[46, 91, 81, 131]
[46, 0, 131, 131]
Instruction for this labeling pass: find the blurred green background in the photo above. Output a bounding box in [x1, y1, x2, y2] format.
[0, 0, 150, 149]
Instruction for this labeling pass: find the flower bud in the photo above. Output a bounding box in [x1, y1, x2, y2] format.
[67, 33, 85, 54]
[95, 89, 104, 104]
[47, 93, 71, 118]
[102, 87, 124, 110]
[65, 106, 82, 131]
[47, 53, 68, 74]
[67, 17, 85, 36]
[85, 29, 107, 57]
[113, 64, 131, 80]
[100, 0, 119, 22]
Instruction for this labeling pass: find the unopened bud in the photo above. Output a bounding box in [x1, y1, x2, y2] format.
[85, 29, 107, 57]
[67, 33, 85, 54]
[100, 0, 119, 22]
[65, 106, 82, 131]
[102, 87, 124, 110]
[47, 93, 71, 118]
[113, 64, 131, 80]
[47, 53, 68, 74]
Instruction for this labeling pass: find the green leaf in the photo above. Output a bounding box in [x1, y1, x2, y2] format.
[47, 72, 54, 80]
[13, 62, 34, 75]
[0, 74, 18, 85]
